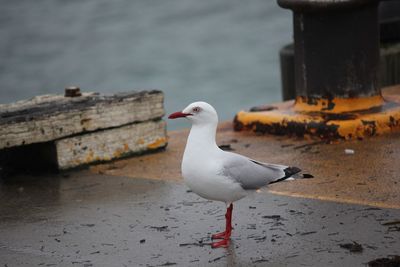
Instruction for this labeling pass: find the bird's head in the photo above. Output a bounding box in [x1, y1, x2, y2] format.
[168, 101, 218, 126]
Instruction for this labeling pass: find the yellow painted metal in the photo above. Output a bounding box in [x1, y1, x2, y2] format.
[234, 87, 400, 140]
[294, 95, 385, 113]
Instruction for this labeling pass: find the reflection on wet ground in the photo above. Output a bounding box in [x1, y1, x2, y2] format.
[1, 171, 399, 266]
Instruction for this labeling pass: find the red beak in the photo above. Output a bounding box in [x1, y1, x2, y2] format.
[168, 111, 192, 119]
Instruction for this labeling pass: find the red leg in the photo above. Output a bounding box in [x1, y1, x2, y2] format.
[211, 204, 233, 239]
[211, 203, 233, 248]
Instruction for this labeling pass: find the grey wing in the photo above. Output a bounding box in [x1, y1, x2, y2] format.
[220, 152, 289, 190]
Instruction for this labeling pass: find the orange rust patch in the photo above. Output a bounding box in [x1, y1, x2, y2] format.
[136, 138, 145, 145]
[85, 151, 94, 163]
[124, 143, 129, 151]
[113, 144, 131, 158]
[147, 137, 167, 149]
[113, 147, 124, 158]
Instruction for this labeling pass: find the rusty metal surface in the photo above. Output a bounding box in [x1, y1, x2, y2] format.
[1, 173, 399, 266]
[234, 86, 400, 140]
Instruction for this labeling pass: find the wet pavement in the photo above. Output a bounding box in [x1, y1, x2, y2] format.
[1, 171, 399, 266]
[92, 115, 400, 209]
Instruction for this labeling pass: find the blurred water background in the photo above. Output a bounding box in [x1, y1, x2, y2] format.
[0, 0, 292, 130]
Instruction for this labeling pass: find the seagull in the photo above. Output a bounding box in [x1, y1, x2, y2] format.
[168, 101, 304, 248]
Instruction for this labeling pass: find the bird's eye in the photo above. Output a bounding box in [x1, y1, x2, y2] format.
[192, 107, 201, 113]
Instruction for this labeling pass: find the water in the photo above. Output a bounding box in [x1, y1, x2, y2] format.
[0, 0, 292, 130]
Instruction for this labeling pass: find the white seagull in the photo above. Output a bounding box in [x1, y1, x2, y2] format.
[169, 101, 304, 248]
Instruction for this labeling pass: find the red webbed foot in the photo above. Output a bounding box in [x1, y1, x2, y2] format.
[211, 231, 227, 240]
[211, 238, 229, 248]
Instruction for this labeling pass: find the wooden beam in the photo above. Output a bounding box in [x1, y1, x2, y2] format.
[0, 90, 164, 149]
[56, 120, 167, 169]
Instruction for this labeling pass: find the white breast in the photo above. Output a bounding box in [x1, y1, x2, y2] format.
[182, 150, 247, 203]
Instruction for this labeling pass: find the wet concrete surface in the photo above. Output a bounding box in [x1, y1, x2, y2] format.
[92, 119, 400, 209]
[1, 172, 399, 266]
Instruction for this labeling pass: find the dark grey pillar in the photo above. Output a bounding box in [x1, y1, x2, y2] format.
[278, 0, 381, 100]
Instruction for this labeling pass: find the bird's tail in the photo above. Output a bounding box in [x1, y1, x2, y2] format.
[284, 166, 302, 178]
[269, 166, 313, 184]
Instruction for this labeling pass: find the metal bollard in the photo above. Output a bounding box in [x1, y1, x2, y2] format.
[234, 0, 400, 140]
[380, 0, 400, 43]
[380, 0, 400, 87]
[280, 44, 295, 101]
[280, 0, 382, 112]
[280, 0, 400, 101]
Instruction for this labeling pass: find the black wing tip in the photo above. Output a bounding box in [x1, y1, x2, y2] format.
[269, 166, 302, 185]
[284, 166, 301, 178]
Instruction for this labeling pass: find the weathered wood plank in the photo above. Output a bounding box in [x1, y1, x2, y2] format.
[0, 90, 164, 149]
[55, 119, 167, 169]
